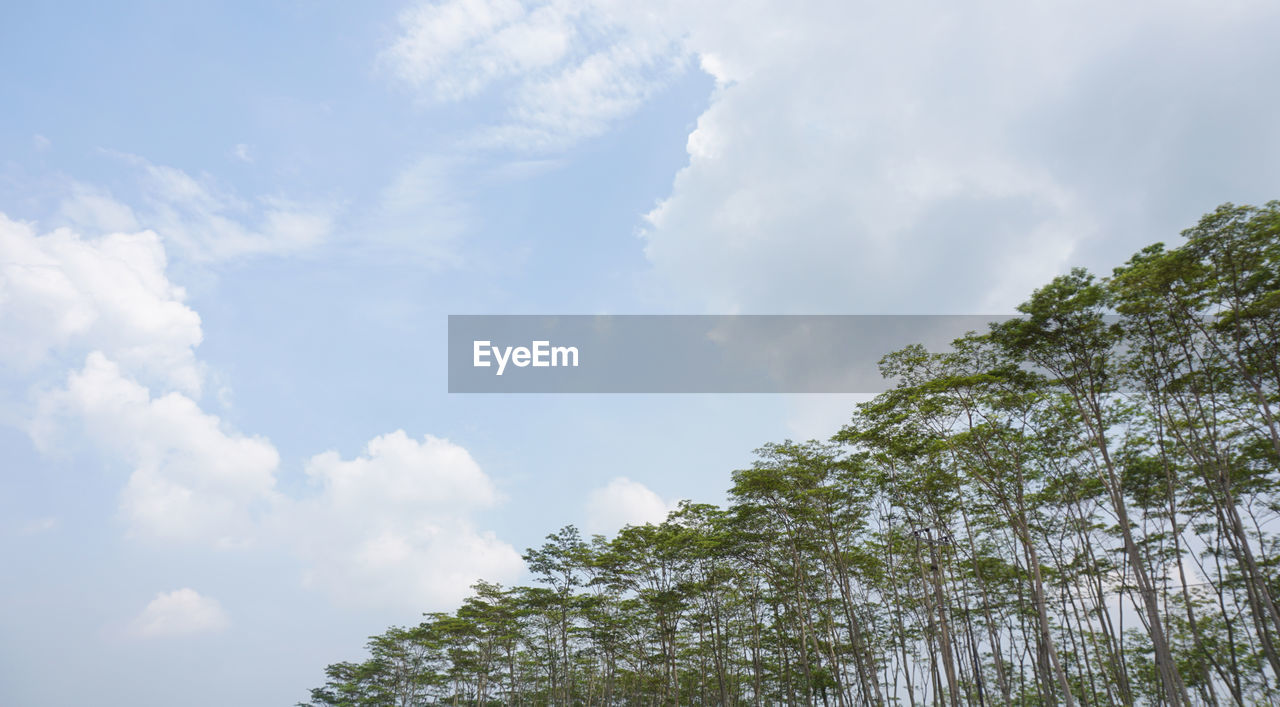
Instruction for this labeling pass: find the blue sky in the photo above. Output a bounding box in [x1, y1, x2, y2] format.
[3, 1, 1280, 704]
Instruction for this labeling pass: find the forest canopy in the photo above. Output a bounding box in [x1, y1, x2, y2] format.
[301, 202, 1280, 706]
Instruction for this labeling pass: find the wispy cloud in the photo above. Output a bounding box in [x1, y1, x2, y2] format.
[112, 152, 335, 262]
[50, 151, 337, 264]
[382, 0, 688, 151]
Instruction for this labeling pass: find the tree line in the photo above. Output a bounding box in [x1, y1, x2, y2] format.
[301, 202, 1280, 706]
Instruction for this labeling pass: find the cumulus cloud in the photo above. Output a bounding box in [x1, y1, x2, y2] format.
[6, 210, 520, 608]
[585, 476, 676, 535]
[30, 356, 524, 605]
[33, 353, 280, 547]
[383, 0, 687, 150]
[129, 588, 229, 638]
[0, 214, 203, 395]
[28, 355, 522, 608]
[2, 213, 279, 545]
[279, 430, 524, 609]
[637, 0, 1280, 314]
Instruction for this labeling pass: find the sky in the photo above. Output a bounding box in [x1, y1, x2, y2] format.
[2, 1, 1280, 704]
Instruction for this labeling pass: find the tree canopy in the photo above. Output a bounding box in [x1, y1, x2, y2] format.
[301, 202, 1280, 706]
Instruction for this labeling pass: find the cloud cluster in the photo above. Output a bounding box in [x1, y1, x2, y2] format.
[4, 214, 521, 611]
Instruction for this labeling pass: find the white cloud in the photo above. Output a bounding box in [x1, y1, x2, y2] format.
[0, 214, 203, 395]
[6, 208, 519, 608]
[477, 33, 686, 150]
[28, 356, 520, 607]
[15, 148, 334, 264]
[383, 0, 1280, 311]
[383, 0, 687, 150]
[279, 430, 524, 609]
[33, 353, 280, 548]
[304, 430, 498, 511]
[585, 476, 676, 535]
[637, 0, 1280, 313]
[384, 0, 560, 101]
[129, 588, 229, 638]
[30, 355, 522, 607]
[38, 153, 334, 264]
